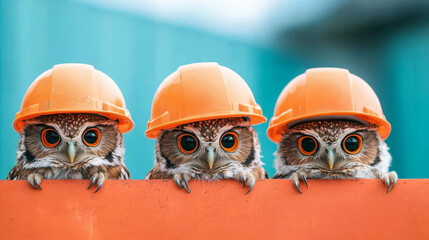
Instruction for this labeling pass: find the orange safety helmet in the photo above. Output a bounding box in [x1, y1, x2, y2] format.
[267, 68, 391, 143]
[13, 63, 134, 133]
[145, 62, 266, 138]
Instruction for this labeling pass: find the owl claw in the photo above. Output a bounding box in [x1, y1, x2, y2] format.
[35, 179, 42, 190]
[387, 171, 398, 193]
[88, 173, 105, 193]
[183, 178, 192, 193]
[175, 178, 190, 193]
[88, 176, 96, 190]
[244, 179, 255, 195]
[389, 176, 397, 192]
[300, 174, 308, 189]
[28, 173, 43, 190]
[94, 183, 103, 193]
[183, 186, 191, 194]
[291, 170, 308, 193]
[28, 178, 37, 189]
[384, 179, 390, 193]
[175, 178, 181, 187]
[378, 171, 398, 194]
[233, 171, 256, 194]
[174, 173, 192, 194]
[293, 179, 303, 194]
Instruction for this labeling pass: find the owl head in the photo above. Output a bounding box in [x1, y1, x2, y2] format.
[275, 120, 390, 174]
[18, 113, 124, 168]
[155, 117, 261, 179]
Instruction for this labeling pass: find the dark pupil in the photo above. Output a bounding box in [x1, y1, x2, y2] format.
[181, 136, 197, 151]
[345, 136, 359, 152]
[302, 137, 316, 152]
[222, 134, 235, 149]
[45, 130, 59, 144]
[84, 130, 98, 144]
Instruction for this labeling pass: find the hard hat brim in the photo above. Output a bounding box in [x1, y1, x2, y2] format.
[145, 112, 267, 139]
[13, 109, 134, 134]
[267, 111, 391, 143]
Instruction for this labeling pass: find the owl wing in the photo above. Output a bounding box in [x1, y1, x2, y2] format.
[6, 164, 26, 180]
[251, 166, 269, 179]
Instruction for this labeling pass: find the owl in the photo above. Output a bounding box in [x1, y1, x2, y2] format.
[146, 117, 268, 194]
[273, 120, 397, 193]
[7, 113, 130, 192]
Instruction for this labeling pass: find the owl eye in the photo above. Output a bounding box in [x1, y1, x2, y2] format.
[220, 132, 239, 152]
[83, 128, 101, 147]
[177, 134, 198, 154]
[342, 134, 363, 154]
[41, 129, 61, 148]
[298, 136, 318, 155]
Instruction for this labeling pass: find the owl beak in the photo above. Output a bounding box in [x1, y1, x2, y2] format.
[67, 142, 77, 163]
[206, 146, 215, 169]
[326, 147, 335, 170]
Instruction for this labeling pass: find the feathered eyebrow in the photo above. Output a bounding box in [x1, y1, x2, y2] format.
[350, 129, 368, 134]
[170, 129, 195, 135]
[288, 130, 313, 137]
[231, 125, 248, 130]
[33, 123, 54, 128]
[91, 123, 114, 128]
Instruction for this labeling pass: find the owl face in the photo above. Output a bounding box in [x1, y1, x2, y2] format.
[156, 117, 260, 178]
[274, 119, 396, 193]
[276, 120, 383, 172]
[20, 113, 123, 168]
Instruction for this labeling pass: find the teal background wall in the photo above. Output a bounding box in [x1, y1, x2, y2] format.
[1, 0, 428, 179]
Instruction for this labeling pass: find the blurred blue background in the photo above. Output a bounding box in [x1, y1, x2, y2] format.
[1, 0, 428, 179]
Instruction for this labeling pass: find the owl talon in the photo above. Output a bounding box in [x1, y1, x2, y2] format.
[174, 173, 192, 194]
[94, 173, 105, 193]
[88, 173, 105, 193]
[293, 179, 302, 194]
[300, 174, 308, 189]
[388, 171, 398, 193]
[88, 176, 96, 190]
[378, 171, 398, 194]
[94, 183, 103, 193]
[390, 176, 397, 192]
[389, 180, 396, 193]
[385, 180, 390, 194]
[183, 185, 191, 194]
[291, 171, 307, 193]
[183, 178, 192, 193]
[175, 178, 182, 188]
[28, 178, 37, 189]
[28, 173, 43, 190]
[234, 171, 256, 194]
[245, 179, 255, 195]
[35, 178, 42, 190]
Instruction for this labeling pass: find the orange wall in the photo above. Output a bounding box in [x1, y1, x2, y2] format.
[1, 179, 428, 239]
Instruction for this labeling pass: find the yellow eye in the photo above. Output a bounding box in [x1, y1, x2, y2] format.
[41, 129, 60, 148]
[298, 136, 318, 155]
[220, 132, 239, 152]
[82, 128, 101, 147]
[177, 134, 198, 154]
[342, 134, 363, 154]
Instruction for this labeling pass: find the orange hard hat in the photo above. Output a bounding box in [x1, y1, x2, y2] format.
[13, 63, 134, 133]
[267, 68, 391, 143]
[145, 62, 266, 138]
